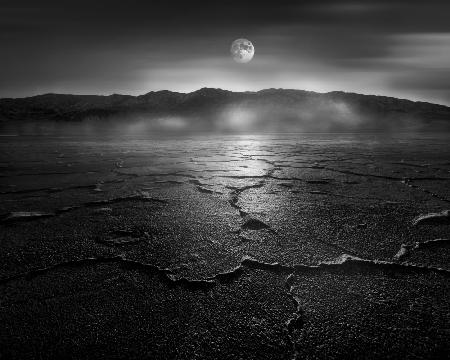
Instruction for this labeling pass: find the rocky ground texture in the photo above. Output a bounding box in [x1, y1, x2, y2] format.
[0, 133, 449, 359]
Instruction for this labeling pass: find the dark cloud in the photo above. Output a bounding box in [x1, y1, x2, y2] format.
[1, 0, 450, 105]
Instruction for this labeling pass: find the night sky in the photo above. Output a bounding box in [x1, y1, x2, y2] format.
[1, 0, 450, 105]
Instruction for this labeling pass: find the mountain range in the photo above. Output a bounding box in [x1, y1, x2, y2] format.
[1, 88, 449, 132]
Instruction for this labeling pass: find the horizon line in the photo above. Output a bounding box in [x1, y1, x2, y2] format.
[1, 87, 449, 107]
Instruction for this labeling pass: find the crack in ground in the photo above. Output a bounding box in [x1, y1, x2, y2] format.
[277, 163, 450, 182]
[284, 273, 303, 359]
[188, 179, 222, 194]
[0, 171, 100, 178]
[402, 179, 450, 203]
[393, 238, 450, 261]
[412, 209, 450, 226]
[0, 179, 125, 196]
[2, 253, 448, 289]
[95, 228, 155, 247]
[275, 164, 399, 180]
[263, 162, 449, 205]
[226, 160, 279, 233]
[2, 252, 448, 359]
[112, 170, 197, 180]
[0, 255, 214, 290]
[237, 254, 450, 277]
[1, 192, 167, 224]
[1, 171, 207, 197]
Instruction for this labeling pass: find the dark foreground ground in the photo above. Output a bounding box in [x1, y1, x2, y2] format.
[0, 133, 449, 359]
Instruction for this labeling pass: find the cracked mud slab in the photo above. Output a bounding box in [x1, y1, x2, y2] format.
[1, 133, 450, 359]
[0, 262, 294, 359]
[290, 271, 449, 359]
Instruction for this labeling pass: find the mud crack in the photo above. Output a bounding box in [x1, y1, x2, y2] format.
[393, 238, 450, 261]
[1, 192, 167, 224]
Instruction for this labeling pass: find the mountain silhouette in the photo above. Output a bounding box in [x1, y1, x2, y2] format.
[1, 88, 449, 132]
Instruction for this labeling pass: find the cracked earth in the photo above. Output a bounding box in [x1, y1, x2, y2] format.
[1, 133, 449, 359]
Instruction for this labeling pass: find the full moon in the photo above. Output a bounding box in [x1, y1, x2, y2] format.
[230, 38, 254, 63]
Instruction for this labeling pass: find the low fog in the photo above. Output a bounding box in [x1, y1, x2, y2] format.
[1, 96, 445, 136]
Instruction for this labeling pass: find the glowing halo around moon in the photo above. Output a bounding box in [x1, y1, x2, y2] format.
[230, 38, 254, 63]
